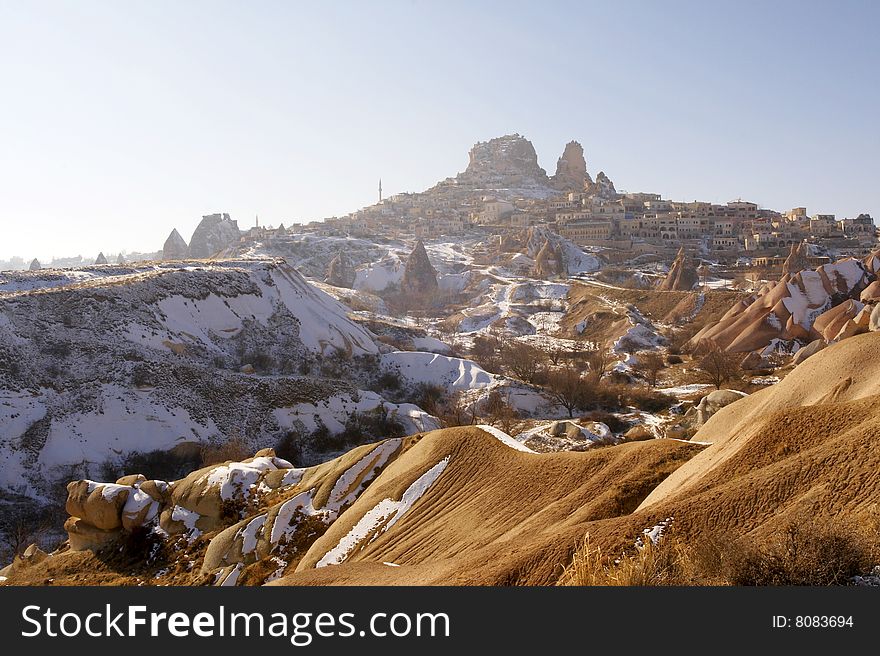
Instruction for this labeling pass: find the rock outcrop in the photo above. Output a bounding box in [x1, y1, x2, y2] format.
[585, 171, 617, 199]
[689, 257, 871, 353]
[94, 252, 108, 265]
[456, 134, 550, 188]
[28, 258, 40, 271]
[658, 247, 699, 291]
[781, 242, 810, 274]
[401, 240, 439, 296]
[188, 213, 241, 259]
[325, 251, 357, 289]
[552, 141, 587, 190]
[162, 229, 189, 260]
[534, 239, 563, 278]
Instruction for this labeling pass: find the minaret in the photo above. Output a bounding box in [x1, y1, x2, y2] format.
[378, 178, 383, 203]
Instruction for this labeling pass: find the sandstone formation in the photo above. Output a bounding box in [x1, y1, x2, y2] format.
[534, 239, 562, 278]
[188, 213, 241, 259]
[401, 240, 439, 296]
[94, 252, 108, 265]
[657, 247, 699, 291]
[690, 257, 871, 353]
[791, 338, 826, 365]
[859, 279, 880, 303]
[162, 228, 189, 260]
[551, 141, 587, 190]
[326, 251, 357, 288]
[781, 241, 810, 274]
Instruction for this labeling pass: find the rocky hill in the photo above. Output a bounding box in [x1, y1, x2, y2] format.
[0, 260, 436, 510]
[456, 133, 551, 190]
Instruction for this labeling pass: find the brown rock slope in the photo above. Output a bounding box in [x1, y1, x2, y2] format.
[636, 331, 880, 544]
[277, 429, 701, 585]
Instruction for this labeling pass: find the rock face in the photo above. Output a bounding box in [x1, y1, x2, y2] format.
[326, 251, 357, 289]
[782, 242, 810, 274]
[694, 389, 748, 426]
[534, 239, 562, 278]
[162, 229, 189, 260]
[188, 213, 241, 259]
[28, 258, 40, 271]
[94, 252, 108, 265]
[401, 240, 438, 296]
[552, 141, 587, 190]
[585, 171, 617, 199]
[792, 338, 826, 365]
[658, 247, 699, 291]
[690, 257, 871, 353]
[457, 134, 549, 188]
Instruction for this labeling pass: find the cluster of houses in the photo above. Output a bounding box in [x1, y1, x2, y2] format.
[237, 179, 876, 265]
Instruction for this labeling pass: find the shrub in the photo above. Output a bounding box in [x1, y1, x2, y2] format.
[131, 364, 156, 388]
[99, 448, 202, 483]
[666, 354, 684, 365]
[200, 437, 252, 467]
[726, 521, 875, 586]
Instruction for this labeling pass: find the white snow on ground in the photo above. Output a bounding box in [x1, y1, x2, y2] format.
[353, 255, 404, 293]
[32, 384, 224, 496]
[411, 336, 453, 355]
[657, 383, 713, 396]
[219, 563, 243, 586]
[381, 351, 494, 390]
[636, 517, 673, 548]
[477, 424, 536, 453]
[315, 456, 451, 568]
[0, 269, 104, 294]
[157, 292, 274, 344]
[274, 391, 441, 436]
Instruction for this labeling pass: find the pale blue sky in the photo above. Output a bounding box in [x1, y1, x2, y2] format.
[1, 0, 878, 260]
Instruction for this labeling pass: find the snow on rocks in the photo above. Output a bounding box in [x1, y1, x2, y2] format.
[315, 456, 451, 568]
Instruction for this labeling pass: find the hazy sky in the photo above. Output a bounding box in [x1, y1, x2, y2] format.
[1, 0, 878, 261]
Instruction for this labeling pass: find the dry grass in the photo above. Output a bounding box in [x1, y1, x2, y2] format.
[560, 517, 879, 586]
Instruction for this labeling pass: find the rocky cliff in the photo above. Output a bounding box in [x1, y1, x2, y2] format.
[188, 214, 241, 259]
[456, 134, 550, 190]
[552, 140, 588, 190]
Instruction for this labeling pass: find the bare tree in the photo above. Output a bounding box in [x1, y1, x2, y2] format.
[634, 351, 666, 387]
[544, 365, 591, 418]
[583, 348, 611, 380]
[483, 390, 519, 434]
[506, 341, 542, 383]
[695, 342, 741, 389]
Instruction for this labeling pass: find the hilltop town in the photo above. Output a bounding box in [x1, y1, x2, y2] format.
[157, 133, 876, 276]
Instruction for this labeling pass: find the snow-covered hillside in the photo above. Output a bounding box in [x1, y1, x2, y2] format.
[0, 260, 389, 501]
